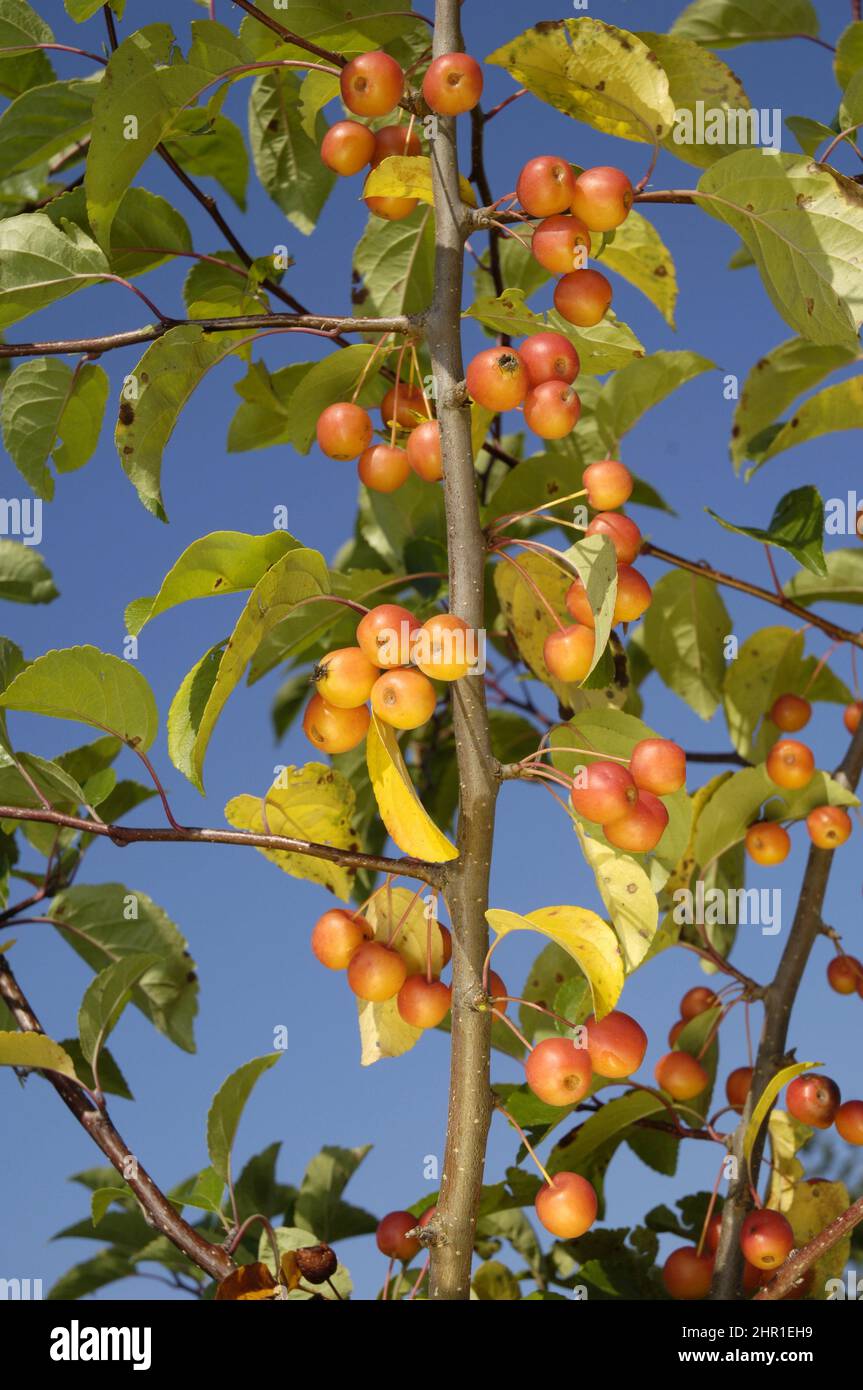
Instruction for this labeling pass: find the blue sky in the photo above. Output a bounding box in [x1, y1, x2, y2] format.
[1, 0, 861, 1300]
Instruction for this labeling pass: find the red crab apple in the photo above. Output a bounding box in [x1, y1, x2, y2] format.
[571, 166, 634, 232]
[406, 419, 443, 481]
[585, 511, 642, 564]
[662, 1246, 713, 1300]
[397, 975, 452, 1028]
[371, 123, 422, 165]
[745, 822, 790, 866]
[806, 805, 852, 849]
[786, 1073, 841, 1129]
[680, 986, 718, 1020]
[740, 1209, 794, 1271]
[316, 402, 373, 460]
[613, 565, 652, 623]
[321, 120, 376, 175]
[844, 701, 863, 733]
[835, 1100, 863, 1145]
[341, 51, 404, 118]
[302, 694, 370, 754]
[516, 155, 576, 217]
[487, 969, 507, 1013]
[380, 382, 426, 430]
[466, 347, 529, 411]
[554, 269, 612, 327]
[585, 1010, 647, 1078]
[583, 459, 633, 510]
[524, 381, 581, 439]
[371, 667, 437, 730]
[827, 954, 862, 994]
[535, 1172, 597, 1239]
[519, 332, 580, 389]
[726, 1066, 754, 1111]
[357, 604, 422, 668]
[543, 623, 594, 683]
[668, 1018, 687, 1047]
[570, 760, 638, 823]
[769, 693, 811, 732]
[422, 51, 483, 115]
[530, 213, 591, 274]
[629, 738, 686, 796]
[311, 909, 373, 970]
[365, 193, 418, 220]
[313, 646, 379, 708]
[347, 941, 408, 1002]
[358, 444, 410, 493]
[376, 1210, 420, 1261]
[525, 1036, 592, 1106]
[604, 790, 668, 853]
[766, 739, 815, 790]
[654, 1050, 709, 1100]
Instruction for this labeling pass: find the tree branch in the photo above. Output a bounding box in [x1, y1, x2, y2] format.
[0, 313, 415, 359]
[0, 949, 233, 1284]
[0, 805, 446, 888]
[425, 0, 498, 1303]
[711, 716, 863, 1298]
[230, 0, 348, 66]
[755, 1192, 863, 1300]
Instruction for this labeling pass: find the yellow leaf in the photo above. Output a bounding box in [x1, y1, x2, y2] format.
[486, 906, 624, 1019]
[767, 1108, 811, 1213]
[786, 1178, 851, 1298]
[0, 1030, 78, 1080]
[366, 716, 458, 863]
[572, 823, 658, 971]
[225, 762, 358, 900]
[364, 155, 477, 208]
[357, 886, 444, 1066]
[744, 1061, 820, 1166]
[215, 1263, 278, 1301]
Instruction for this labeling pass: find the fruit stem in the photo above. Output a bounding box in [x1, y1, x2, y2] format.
[386, 883, 426, 949]
[351, 332, 394, 403]
[490, 488, 587, 531]
[494, 1102, 553, 1185]
[491, 1006, 532, 1053]
[498, 995, 580, 1033]
[411, 344, 435, 420]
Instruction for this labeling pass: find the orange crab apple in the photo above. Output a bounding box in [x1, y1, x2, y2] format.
[583, 459, 633, 511]
[421, 51, 483, 115]
[827, 954, 862, 994]
[740, 1209, 794, 1270]
[806, 805, 852, 849]
[321, 120, 376, 176]
[397, 975, 452, 1028]
[585, 511, 642, 564]
[316, 403, 373, 461]
[570, 760, 638, 823]
[835, 1100, 863, 1145]
[571, 166, 634, 232]
[313, 646, 379, 709]
[358, 444, 410, 493]
[311, 909, 373, 970]
[530, 213, 591, 274]
[844, 701, 863, 734]
[348, 941, 408, 1002]
[524, 380, 581, 439]
[364, 193, 419, 220]
[630, 738, 686, 796]
[380, 383, 426, 430]
[466, 347, 529, 412]
[406, 419, 443, 481]
[654, 1050, 709, 1100]
[341, 50, 404, 118]
[680, 986, 718, 1020]
[516, 155, 576, 217]
[535, 1172, 597, 1239]
[554, 268, 613, 327]
[543, 623, 594, 683]
[357, 604, 422, 668]
[525, 1036, 592, 1107]
[726, 1066, 754, 1111]
[371, 123, 422, 165]
[584, 1010, 647, 1078]
[604, 790, 668, 852]
[519, 332, 580, 389]
[413, 613, 473, 681]
[302, 694, 370, 754]
[769, 693, 811, 732]
[371, 667, 437, 730]
[766, 739, 815, 791]
[745, 822, 791, 866]
[376, 1210, 420, 1261]
[786, 1073, 841, 1129]
[662, 1246, 713, 1300]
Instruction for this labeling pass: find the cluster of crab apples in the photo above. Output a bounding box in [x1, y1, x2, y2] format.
[321, 49, 484, 220]
[316, 388, 443, 494]
[743, 693, 856, 868]
[303, 604, 475, 755]
[568, 736, 686, 854]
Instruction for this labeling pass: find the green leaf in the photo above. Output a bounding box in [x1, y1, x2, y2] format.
[0, 1029, 78, 1078]
[486, 18, 675, 144]
[723, 626, 807, 761]
[65, 0, 125, 18]
[126, 530, 302, 635]
[58, 1037, 133, 1100]
[294, 1145, 377, 1243]
[1, 357, 108, 499]
[47, 1249, 135, 1301]
[785, 116, 841, 159]
[0, 75, 97, 178]
[0, 1, 53, 99]
[163, 109, 249, 210]
[693, 766, 859, 866]
[595, 350, 714, 448]
[45, 184, 193, 279]
[750, 376, 863, 472]
[0, 747, 87, 809]
[353, 206, 435, 319]
[592, 210, 678, 325]
[784, 548, 863, 607]
[0, 540, 57, 604]
[672, 0, 819, 47]
[464, 288, 644, 375]
[183, 250, 266, 321]
[78, 953, 160, 1068]
[836, 21, 863, 88]
[0, 210, 108, 329]
[248, 69, 335, 235]
[638, 31, 755, 169]
[115, 324, 248, 521]
[548, 1090, 669, 1177]
[708, 485, 826, 576]
[225, 762, 358, 901]
[642, 570, 731, 720]
[207, 1053, 281, 1184]
[298, 66, 340, 140]
[84, 24, 209, 250]
[0, 645, 158, 750]
[563, 533, 618, 677]
[696, 153, 863, 350]
[284, 343, 381, 454]
[168, 546, 329, 791]
[730, 337, 856, 469]
[227, 360, 313, 452]
[50, 883, 199, 1053]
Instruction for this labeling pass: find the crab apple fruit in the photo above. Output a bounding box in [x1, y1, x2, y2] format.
[668, 1018, 687, 1047]
[295, 1243, 338, 1284]
[604, 790, 669, 853]
[585, 511, 642, 564]
[662, 1246, 713, 1300]
[357, 603, 422, 668]
[519, 331, 580, 389]
[706, 1212, 723, 1253]
[554, 268, 613, 327]
[530, 213, 591, 274]
[422, 51, 483, 114]
[786, 1073, 841, 1129]
[358, 443, 410, 493]
[564, 577, 594, 628]
[543, 623, 594, 683]
[313, 646, 379, 708]
[303, 694, 370, 754]
[348, 941, 408, 1002]
[371, 123, 422, 165]
[376, 1210, 420, 1261]
[340, 50, 404, 118]
[570, 760, 638, 823]
[365, 193, 418, 220]
[836, 1100, 863, 1145]
[487, 969, 507, 1013]
[311, 909, 373, 970]
[827, 954, 862, 994]
[585, 1009, 647, 1078]
[745, 821, 791, 866]
[844, 701, 863, 733]
[371, 668, 437, 730]
[630, 738, 686, 796]
[380, 382, 426, 430]
[535, 1172, 597, 1239]
[726, 1066, 754, 1111]
[766, 739, 815, 790]
[583, 459, 633, 511]
[680, 986, 718, 1020]
[613, 565, 652, 623]
[806, 804, 853, 849]
[439, 924, 452, 966]
[769, 693, 811, 732]
[466, 347, 528, 412]
[655, 1050, 709, 1100]
[525, 1037, 592, 1107]
[321, 120, 376, 175]
[406, 419, 443, 482]
[571, 166, 634, 232]
[524, 380, 581, 439]
[516, 155, 576, 217]
[397, 975, 452, 1028]
[740, 1209, 794, 1270]
[316, 402, 373, 460]
[413, 613, 472, 681]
